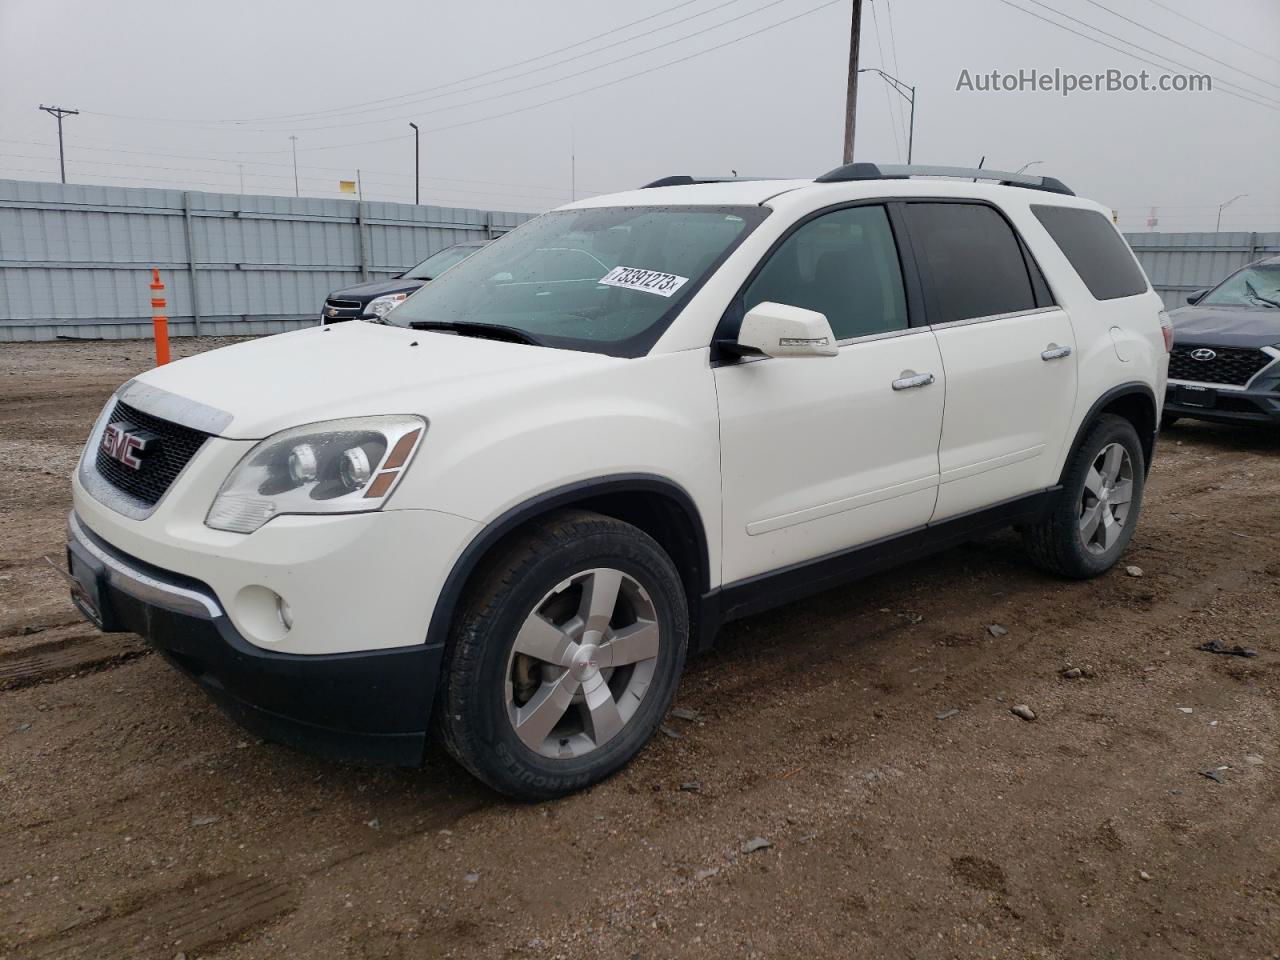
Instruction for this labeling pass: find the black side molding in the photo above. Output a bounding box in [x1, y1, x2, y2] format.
[698, 487, 1061, 648]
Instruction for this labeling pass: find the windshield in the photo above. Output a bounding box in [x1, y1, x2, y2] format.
[388, 206, 768, 356]
[1202, 264, 1280, 309]
[402, 243, 483, 281]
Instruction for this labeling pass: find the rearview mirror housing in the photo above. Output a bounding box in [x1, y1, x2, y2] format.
[736, 302, 839, 358]
[1185, 287, 1209, 306]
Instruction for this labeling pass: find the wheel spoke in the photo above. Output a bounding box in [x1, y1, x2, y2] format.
[1110, 479, 1134, 506]
[580, 568, 623, 636]
[1079, 502, 1103, 542]
[1099, 509, 1120, 549]
[602, 619, 660, 667]
[1101, 444, 1124, 484]
[580, 673, 624, 746]
[1083, 465, 1105, 497]
[512, 672, 579, 749]
[513, 613, 576, 666]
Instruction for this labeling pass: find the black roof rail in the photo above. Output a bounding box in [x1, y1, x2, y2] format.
[640, 175, 776, 188]
[815, 162, 1074, 196]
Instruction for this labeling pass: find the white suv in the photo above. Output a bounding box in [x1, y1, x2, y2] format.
[66, 163, 1170, 799]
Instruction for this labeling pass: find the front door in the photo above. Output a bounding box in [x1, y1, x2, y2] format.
[715, 204, 945, 585]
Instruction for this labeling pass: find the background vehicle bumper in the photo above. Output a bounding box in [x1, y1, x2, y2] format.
[1164, 384, 1280, 426]
[66, 515, 440, 765]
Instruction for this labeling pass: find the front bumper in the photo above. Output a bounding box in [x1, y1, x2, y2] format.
[65, 513, 440, 765]
[1164, 382, 1280, 426]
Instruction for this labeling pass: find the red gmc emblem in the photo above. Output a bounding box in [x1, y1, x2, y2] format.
[101, 422, 155, 470]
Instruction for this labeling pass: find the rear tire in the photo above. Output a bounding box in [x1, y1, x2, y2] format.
[1024, 414, 1146, 579]
[439, 510, 688, 800]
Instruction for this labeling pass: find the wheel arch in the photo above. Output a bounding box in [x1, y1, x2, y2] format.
[426, 474, 712, 652]
[1062, 382, 1159, 481]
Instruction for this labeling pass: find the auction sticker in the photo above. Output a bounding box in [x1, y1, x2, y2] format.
[598, 265, 689, 298]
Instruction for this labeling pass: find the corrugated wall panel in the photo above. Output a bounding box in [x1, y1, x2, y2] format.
[1124, 231, 1280, 309]
[0, 178, 535, 341]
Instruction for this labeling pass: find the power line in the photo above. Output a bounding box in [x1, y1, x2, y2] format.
[868, 0, 902, 161]
[882, 0, 910, 149]
[407, 0, 845, 140]
[0, 138, 613, 195]
[993, 0, 1280, 114]
[1140, 0, 1280, 69]
[232, 0, 755, 127]
[228, 0, 711, 123]
[1074, 0, 1280, 91]
[252, 0, 807, 135]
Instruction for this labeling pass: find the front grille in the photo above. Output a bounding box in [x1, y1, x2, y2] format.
[94, 401, 211, 506]
[1168, 345, 1273, 386]
[324, 298, 361, 310]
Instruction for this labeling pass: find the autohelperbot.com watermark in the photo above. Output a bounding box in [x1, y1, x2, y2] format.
[956, 67, 1212, 97]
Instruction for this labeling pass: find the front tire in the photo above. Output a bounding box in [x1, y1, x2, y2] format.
[1024, 414, 1146, 579]
[439, 510, 689, 800]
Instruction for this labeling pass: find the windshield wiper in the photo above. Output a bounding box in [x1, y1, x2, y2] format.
[1244, 280, 1280, 309]
[406, 320, 544, 345]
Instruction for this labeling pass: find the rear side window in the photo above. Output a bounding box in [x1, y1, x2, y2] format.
[903, 203, 1037, 324]
[1032, 205, 1148, 300]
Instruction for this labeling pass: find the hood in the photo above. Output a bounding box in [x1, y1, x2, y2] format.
[126, 322, 618, 439]
[1169, 304, 1280, 349]
[329, 277, 425, 300]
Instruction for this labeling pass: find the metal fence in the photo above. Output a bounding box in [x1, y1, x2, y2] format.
[1, 177, 1275, 341]
[0, 178, 534, 342]
[1123, 231, 1280, 310]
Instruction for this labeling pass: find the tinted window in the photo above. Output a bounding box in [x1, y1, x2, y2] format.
[1032, 205, 1149, 300]
[744, 205, 908, 340]
[904, 203, 1036, 324]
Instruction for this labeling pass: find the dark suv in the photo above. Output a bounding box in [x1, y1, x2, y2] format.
[320, 240, 488, 324]
[1164, 255, 1280, 427]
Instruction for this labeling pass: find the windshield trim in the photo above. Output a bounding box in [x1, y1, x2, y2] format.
[389, 205, 771, 358]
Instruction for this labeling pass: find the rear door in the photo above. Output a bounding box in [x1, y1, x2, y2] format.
[902, 201, 1077, 520]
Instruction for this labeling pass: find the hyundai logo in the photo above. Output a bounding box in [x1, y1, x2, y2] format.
[1190, 348, 1217, 361]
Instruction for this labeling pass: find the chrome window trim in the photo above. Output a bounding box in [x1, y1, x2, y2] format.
[68, 512, 223, 619]
[926, 305, 1061, 332]
[835, 324, 925, 348]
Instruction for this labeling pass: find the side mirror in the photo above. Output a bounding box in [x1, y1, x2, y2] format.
[737, 302, 839, 358]
[1185, 287, 1209, 306]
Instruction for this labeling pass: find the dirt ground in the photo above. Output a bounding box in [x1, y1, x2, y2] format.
[1, 337, 1278, 960]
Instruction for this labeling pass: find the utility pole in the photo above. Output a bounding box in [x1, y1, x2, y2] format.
[857, 68, 915, 163]
[289, 136, 299, 197]
[38, 104, 79, 184]
[1216, 193, 1246, 232]
[842, 0, 862, 164]
[408, 122, 420, 204]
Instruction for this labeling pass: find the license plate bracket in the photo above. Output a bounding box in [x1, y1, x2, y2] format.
[61, 541, 120, 631]
[1176, 385, 1217, 408]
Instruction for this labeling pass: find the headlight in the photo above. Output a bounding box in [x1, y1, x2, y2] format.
[206, 416, 425, 533]
[364, 293, 409, 319]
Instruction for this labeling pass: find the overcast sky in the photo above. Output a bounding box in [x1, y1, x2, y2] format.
[1, 0, 1277, 231]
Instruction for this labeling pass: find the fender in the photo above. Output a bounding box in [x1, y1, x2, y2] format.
[1061, 381, 1159, 479]
[423, 473, 711, 651]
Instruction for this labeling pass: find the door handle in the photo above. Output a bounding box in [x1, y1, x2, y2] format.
[892, 372, 935, 391]
[1041, 345, 1072, 361]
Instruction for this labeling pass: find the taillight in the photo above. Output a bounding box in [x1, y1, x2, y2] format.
[1158, 310, 1173, 353]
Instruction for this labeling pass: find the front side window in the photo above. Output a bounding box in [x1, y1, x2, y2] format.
[389, 206, 767, 357]
[743, 205, 908, 340]
[904, 202, 1037, 324]
[1200, 263, 1280, 309]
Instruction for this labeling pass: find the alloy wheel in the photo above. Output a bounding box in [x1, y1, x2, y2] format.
[505, 568, 661, 759]
[1078, 441, 1134, 555]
